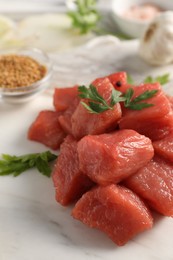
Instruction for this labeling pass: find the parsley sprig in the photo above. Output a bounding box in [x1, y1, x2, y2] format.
[78, 85, 158, 113]
[127, 74, 135, 85]
[78, 84, 126, 114]
[0, 151, 57, 177]
[67, 0, 132, 38]
[127, 73, 170, 85]
[123, 88, 158, 110]
[67, 0, 100, 34]
[144, 74, 170, 85]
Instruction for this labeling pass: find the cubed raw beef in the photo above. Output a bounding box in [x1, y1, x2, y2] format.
[119, 83, 173, 140]
[124, 156, 173, 217]
[71, 78, 122, 139]
[167, 95, 173, 110]
[153, 132, 173, 163]
[77, 129, 154, 185]
[92, 72, 128, 92]
[28, 110, 66, 150]
[72, 184, 153, 246]
[52, 135, 94, 206]
[53, 86, 78, 112]
[120, 112, 173, 141]
[58, 97, 80, 135]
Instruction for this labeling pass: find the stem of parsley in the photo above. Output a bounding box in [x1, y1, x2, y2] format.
[78, 84, 158, 113]
[79, 84, 126, 114]
[0, 151, 57, 177]
[67, 0, 100, 34]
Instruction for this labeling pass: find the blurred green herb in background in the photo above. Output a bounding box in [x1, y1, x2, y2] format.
[127, 73, 170, 86]
[144, 74, 170, 85]
[67, 0, 131, 39]
[67, 0, 100, 34]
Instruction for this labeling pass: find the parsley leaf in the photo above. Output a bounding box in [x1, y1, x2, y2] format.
[78, 84, 125, 114]
[80, 101, 98, 113]
[0, 151, 57, 177]
[67, 0, 100, 34]
[123, 88, 158, 110]
[132, 90, 158, 103]
[143, 76, 154, 84]
[110, 88, 126, 106]
[127, 74, 135, 85]
[126, 102, 154, 110]
[127, 73, 170, 86]
[123, 88, 134, 107]
[79, 84, 158, 113]
[88, 102, 109, 113]
[144, 73, 170, 85]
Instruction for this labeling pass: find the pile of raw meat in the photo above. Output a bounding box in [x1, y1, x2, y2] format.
[28, 72, 173, 246]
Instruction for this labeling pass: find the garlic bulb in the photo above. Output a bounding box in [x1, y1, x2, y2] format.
[139, 11, 173, 66]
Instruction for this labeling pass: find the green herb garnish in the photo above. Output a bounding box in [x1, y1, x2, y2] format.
[127, 74, 135, 85]
[127, 73, 170, 86]
[0, 151, 57, 177]
[67, 0, 100, 34]
[78, 84, 126, 114]
[67, 0, 132, 38]
[144, 73, 170, 85]
[123, 88, 158, 110]
[79, 85, 158, 113]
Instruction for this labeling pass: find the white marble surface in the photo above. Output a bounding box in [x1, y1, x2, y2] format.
[1, 37, 173, 260]
[0, 0, 110, 16]
[0, 0, 65, 13]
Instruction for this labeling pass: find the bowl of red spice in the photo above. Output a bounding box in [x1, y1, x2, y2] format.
[111, 0, 173, 38]
[0, 48, 53, 103]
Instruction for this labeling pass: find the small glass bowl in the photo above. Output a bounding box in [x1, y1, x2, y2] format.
[0, 48, 53, 104]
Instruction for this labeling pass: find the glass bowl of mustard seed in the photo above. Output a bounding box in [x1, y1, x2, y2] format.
[0, 48, 53, 103]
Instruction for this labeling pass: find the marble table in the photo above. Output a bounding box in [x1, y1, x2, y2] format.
[1, 36, 173, 260]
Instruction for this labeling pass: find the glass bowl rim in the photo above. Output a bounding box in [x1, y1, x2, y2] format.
[0, 47, 53, 96]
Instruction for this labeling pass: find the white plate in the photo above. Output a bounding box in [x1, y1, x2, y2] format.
[1, 36, 173, 260]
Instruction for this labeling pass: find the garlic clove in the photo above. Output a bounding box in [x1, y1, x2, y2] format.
[139, 11, 173, 66]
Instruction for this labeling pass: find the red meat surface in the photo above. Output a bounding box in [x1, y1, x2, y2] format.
[28, 110, 66, 150]
[58, 97, 80, 135]
[71, 78, 122, 139]
[167, 95, 173, 110]
[120, 113, 173, 141]
[72, 184, 153, 246]
[92, 72, 128, 93]
[124, 156, 173, 217]
[52, 135, 94, 206]
[153, 132, 173, 163]
[119, 83, 173, 140]
[77, 129, 154, 185]
[53, 86, 78, 112]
